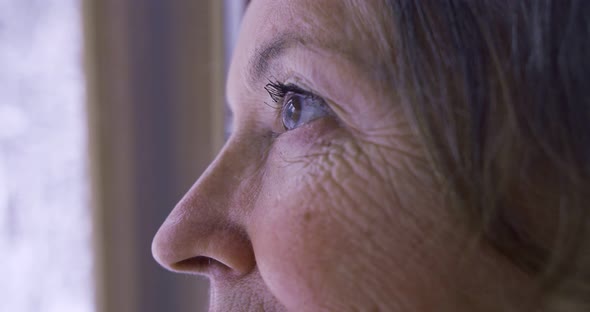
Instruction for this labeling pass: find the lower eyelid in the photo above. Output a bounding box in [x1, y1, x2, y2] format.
[272, 117, 341, 151]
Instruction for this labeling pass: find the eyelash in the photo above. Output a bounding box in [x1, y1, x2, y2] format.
[264, 80, 316, 107]
[264, 80, 333, 132]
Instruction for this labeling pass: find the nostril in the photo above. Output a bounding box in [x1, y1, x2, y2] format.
[173, 256, 231, 275]
[175, 256, 214, 271]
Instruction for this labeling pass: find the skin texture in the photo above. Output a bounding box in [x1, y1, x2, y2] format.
[152, 0, 535, 311]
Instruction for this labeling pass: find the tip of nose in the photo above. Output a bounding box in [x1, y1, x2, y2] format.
[151, 231, 172, 269]
[151, 222, 256, 278]
[153, 241, 250, 278]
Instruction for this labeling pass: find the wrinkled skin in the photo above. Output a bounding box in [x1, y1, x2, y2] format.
[152, 0, 534, 311]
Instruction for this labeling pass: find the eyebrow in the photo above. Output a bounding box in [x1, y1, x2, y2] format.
[247, 32, 379, 88]
[249, 33, 309, 83]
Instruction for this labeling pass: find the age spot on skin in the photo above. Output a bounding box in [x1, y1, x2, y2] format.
[303, 211, 313, 222]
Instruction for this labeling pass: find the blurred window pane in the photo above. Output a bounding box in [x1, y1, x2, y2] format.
[0, 1, 92, 312]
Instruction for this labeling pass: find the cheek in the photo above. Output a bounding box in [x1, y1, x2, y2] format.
[252, 194, 342, 310]
[250, 157, 359, 309]
[248, 129, 419, 310]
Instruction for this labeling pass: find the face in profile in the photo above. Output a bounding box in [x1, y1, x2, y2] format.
[152, 0, 534, 311]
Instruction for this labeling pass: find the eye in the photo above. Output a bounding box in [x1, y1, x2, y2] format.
[280, 93, 332, 130]
[265, 81, 332, 131]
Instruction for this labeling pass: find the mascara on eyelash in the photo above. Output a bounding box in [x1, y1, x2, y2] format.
[264, 80, 314, 104]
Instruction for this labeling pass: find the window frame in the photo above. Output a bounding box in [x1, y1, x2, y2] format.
[83, 0, 237, 311]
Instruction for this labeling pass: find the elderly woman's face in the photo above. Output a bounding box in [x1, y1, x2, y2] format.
[153, 0, 532, 311]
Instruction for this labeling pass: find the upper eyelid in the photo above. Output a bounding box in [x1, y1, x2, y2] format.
[264, 80, 319, 104]
[282, 84, 312, 96]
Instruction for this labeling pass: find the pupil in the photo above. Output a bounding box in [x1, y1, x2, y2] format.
[286, 96, 302, 126]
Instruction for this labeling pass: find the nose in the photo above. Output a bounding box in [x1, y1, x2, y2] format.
[152, 140, 257, 278]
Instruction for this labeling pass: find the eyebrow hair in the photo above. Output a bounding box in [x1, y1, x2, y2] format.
[247, 32, 379, 87]
[249, 33, 308, 83]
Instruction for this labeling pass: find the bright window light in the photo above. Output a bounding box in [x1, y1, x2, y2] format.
[0, 1, 92, 312]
